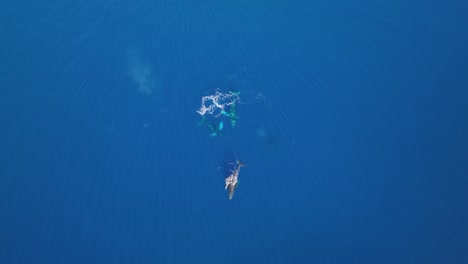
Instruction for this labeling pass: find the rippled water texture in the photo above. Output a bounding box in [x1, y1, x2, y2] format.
[1, 1, 467, 263]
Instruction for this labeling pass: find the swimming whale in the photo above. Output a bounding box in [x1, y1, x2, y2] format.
[225, 160, 246, 200]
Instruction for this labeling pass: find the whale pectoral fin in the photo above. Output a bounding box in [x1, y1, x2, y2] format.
[228, 187, 235, 200]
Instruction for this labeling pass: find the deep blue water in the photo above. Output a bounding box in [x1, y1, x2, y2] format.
[1, 1, 467, 263]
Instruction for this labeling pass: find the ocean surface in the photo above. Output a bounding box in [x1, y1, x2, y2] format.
[1, 1, 467, 263]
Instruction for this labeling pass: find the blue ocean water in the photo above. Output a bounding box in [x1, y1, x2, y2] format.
[1, 1, 467, 263]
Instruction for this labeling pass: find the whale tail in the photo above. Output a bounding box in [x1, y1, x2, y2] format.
[236, 160, 247, 167]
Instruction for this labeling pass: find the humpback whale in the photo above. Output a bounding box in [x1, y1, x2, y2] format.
[225, 160, 247, 200]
